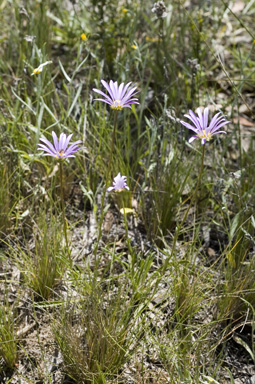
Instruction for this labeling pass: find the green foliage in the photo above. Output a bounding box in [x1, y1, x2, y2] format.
[140, 111, 196, 240]
[0, 291, 17, 371]
[0, 162, 12, 238]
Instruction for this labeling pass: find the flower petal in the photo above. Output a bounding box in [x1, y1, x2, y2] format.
[203, 107, 209, 129]
[211, 130, 226, 136]
[39, 138, 56, 153]
[109, 80, 118, 100]
[180, 120, 198, 133]
[207, 112, 222, 131]
[188, 110, 202, 128]
[188, 136, 199, 143]
[64, 143, 82, 157]
[185, 112, 202, 131]
[93, 98, 112, 105]
[121, 86, 138, 104]
[42, 153, 57, 157]
[62, 134, 73, 151]
[92, 88, 112, 102]
[37, 144, 56, 156]
[196, 108, 204, 129]
[101, 80, 115, 100]
[52, 131, 59, 151]
[59, 133, 66, 151]
[210, 121, 230, 133]
[120, 82, 132, 99]
[117, 82, 124, 99]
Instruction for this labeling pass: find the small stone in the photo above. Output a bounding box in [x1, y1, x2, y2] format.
[207, 247, 216, 257]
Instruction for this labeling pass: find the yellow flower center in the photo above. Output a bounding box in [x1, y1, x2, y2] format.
[111, 100, 123, 111]
[198, 129, 212, 141]
[56, 150, 65, 158]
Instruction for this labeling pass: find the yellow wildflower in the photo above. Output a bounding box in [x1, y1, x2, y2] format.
[33, 67, 42, 75]
[31, 61, 52, 76]
[81, 33, 87, 41]
[145, 36, 158, 42]
[120, 208, 134, 215]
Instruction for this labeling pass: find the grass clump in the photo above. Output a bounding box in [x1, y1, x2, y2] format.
[54, 287, 142, 383]
[10, 210, 65, 300]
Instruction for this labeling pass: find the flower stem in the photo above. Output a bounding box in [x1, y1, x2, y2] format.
[94, 111, 118, 262]
[162, 145, 205, 274]
[59, 161, 70, 255]
[180, 144, 205, 227]
[109, 111, 118, 173]
[122, 199, 131, 252]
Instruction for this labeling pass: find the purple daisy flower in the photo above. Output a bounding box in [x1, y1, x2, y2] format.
[107, 173, 130, 192]
[93, 80, 139, 110]
[180, 107, 230, 145]
[37, 131, 84, 159]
